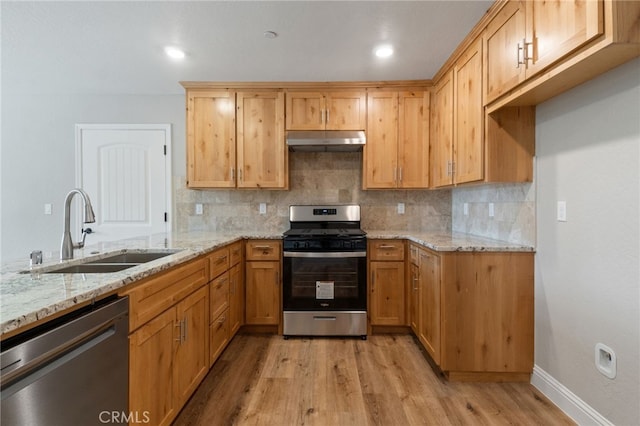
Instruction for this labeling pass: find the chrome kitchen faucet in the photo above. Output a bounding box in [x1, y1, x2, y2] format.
[60, 188, 96, 260]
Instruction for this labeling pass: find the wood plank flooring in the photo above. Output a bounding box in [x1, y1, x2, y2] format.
[173, 334, 574, 426]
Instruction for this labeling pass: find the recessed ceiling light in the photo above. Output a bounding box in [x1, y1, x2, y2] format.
[264, 31, 278, 39]
[375, 45, 394, 58]
[164, 46, 185, 60]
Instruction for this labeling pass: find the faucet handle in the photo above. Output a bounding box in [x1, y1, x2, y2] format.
[30, 250, 43, 266]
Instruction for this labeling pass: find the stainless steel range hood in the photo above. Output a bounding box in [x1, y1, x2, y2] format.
[286, 130, 366, 152]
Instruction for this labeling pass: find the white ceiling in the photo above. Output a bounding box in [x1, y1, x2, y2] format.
[1, 1, 493, 95]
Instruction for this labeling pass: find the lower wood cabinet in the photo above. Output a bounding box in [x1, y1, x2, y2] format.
[228, 262, 244, 335]
[128, 282, 208, 426]
[409, 243, 534, 381]
[245, 240, 282, 325]
[368, 240, 406, 326]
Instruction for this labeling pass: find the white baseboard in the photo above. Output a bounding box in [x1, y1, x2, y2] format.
[531, 365, 613, 426]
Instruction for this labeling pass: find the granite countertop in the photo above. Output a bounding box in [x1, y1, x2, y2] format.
[1, 230, 533, 338]
[366, 230, 535, 252]
[0, 231, 281, 337]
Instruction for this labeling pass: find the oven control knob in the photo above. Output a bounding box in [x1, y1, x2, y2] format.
[304, 242, 310, 249]
[293, 242, 299, 249]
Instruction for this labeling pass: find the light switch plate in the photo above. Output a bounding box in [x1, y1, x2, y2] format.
[44, 203, 52, 215]
[259, 203, 267, 215]
[557, 201, 567, 222]
[195, 203, 203, 215]
[397, 203, 405, 214]
[488, 203, 495, 218]
[463, 203, 469, 216]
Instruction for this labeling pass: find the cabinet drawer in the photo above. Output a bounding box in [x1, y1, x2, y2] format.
[369, 240, 405, 261]
[209, 308, 229, 367]
[246, 240, 282, 261]
[229, 241, 242, 266]
[125, 258, 208, 331]
[409, 244, 420, 265]
[210, 272, 230, 322]
[209, 247, 230, 280]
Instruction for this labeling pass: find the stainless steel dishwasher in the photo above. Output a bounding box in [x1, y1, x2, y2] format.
[1, 296, 129, 425]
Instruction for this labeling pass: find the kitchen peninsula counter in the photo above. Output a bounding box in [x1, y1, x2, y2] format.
[0, 231, 280, 338]
[1, 230, 533, 338]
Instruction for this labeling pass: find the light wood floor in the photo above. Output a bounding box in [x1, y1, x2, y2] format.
[173, 334, 575, 426]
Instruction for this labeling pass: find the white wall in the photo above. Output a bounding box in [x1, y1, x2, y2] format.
[0, 94, 185, 262]
[535, 58, 639, 425]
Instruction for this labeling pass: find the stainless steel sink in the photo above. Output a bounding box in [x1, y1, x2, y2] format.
[44, 263, 139, 274]
[83, 252, 177, 265]
[21, 249, 182, 274]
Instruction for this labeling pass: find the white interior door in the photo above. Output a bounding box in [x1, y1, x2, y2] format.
[75, 124, 172, 244]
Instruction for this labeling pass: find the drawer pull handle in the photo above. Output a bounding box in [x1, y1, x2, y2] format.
[253, 245, 272, 250]
[378, 245, 396, 249]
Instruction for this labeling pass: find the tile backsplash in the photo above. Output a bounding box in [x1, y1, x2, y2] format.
[451, 182, 536, 246]
[174, 152, 452, 233]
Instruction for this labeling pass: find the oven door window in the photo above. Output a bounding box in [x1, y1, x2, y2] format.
[283, 256, 366, 310]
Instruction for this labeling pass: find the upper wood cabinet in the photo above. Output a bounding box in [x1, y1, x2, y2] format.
[187, 91, 236, 188]
[432, 39, 484, 187]
[453, 38, 484, 185]
[485, 0, 604, 104]
[236, 91, 287, 189]
[364, 91, 429, 189]
[432, 38, 535, 188]
[186, 90, 287, 189]
[285, 91, 366, 130]
[430, 71, 454, 188]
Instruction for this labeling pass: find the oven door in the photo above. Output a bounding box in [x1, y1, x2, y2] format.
[283, 251, 367, 311]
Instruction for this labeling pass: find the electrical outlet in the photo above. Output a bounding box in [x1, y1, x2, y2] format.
[44, 203, 52, 215]
[397, 203, 405, 214]
[195, 203, 203, 215]
[595, 343, 616, 379]
[259, 203, 267, 215]
[557, 201, 567, 222]
[463, 203, 469, 216]
[488, 203, 495, 218]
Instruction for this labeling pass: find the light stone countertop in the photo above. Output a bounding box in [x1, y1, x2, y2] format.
[0, 231, 281, 337]
[1, 230, 533, 338]
[365, 230, 535, 252]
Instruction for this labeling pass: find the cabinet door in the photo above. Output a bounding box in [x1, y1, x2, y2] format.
[245, 261, 280, 325]
[430, 71, 454, 188]
[209, 308, 229, 367]
[419, 251, 441, 365]
[326, 91, 367, 130]
[210, 271, 230, 321]
[130, 308, 177, 426]
[174, 286, 209, 407]
[369, 261, 405, 326]
[364, 91, 398, 189]
[236, 91, 287, 189]
[187, 91, 236, 188]
[454, 38, 484, 184]
[398, 91, 430, 189]
[285, 92, 325, 130]
[484, 1, 526, 104]
[409, 262, 420, 334]
[526, 0, 604, 77]
[229, 262, 244, 336]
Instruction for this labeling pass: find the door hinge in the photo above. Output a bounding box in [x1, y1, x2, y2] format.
[164, 212, 168, 222]
[163, 145, 167, 155]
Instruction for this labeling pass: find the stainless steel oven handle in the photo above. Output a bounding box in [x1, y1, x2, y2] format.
[283, 251, 366, 258]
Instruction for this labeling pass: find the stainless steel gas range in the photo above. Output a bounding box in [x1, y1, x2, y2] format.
[282, 205, 367, 339]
